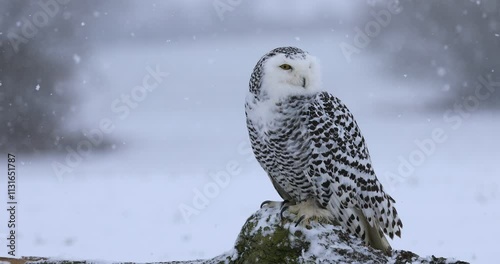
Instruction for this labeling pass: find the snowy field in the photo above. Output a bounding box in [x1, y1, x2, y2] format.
[1, 32, 499, 263]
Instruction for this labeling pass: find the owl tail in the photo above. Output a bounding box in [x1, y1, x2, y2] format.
[353, 208, 392, 255]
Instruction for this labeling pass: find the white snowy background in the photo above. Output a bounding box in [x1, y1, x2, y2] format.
[0, 1, 499, 263]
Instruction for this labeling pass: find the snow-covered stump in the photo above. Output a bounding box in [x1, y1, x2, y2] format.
[0, 206, 468, 264]
[228, 205, 468, 263]
[234, 204, 388, 263]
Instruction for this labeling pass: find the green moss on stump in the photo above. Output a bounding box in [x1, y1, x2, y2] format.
[234, 211, 310, 264]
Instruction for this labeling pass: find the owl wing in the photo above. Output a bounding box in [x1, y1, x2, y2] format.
[245, 105, 293, 202]
[306, 91, 402, 240]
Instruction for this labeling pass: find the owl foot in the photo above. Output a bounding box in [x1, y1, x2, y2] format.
[285, 200, 335, 228]
[260, 200, 293, 220]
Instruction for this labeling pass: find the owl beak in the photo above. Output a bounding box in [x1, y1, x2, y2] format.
[302, 77, 306, 88]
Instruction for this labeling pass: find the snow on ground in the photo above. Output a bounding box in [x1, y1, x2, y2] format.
[0, 32, 498, 263]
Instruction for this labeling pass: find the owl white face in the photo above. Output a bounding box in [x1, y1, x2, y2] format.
[260, 53, 322, 99]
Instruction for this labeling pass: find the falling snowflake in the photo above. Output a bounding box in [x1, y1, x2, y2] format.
[437, 67, 446, 76]
[35, 84, 40, 91]
[81, 22, 85, 26]
[73, 54, 81, 64]
[442, 84, 451, 91]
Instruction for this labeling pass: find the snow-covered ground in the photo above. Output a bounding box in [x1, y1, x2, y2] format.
[1, 32, 498, 263]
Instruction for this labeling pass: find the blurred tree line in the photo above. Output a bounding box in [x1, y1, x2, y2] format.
[0, 1, 115, 153]
[0, 0, 497, 153]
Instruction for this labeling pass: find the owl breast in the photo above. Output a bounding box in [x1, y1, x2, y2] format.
[246, 94, 317, 202]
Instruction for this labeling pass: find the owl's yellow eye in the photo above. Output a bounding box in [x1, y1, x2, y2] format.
[279, 64, 292, 70]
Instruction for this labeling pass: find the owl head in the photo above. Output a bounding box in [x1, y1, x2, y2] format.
[249, 47, 322, 99]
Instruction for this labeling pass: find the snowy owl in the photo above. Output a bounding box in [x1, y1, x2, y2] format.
[245, 47, 402, 254]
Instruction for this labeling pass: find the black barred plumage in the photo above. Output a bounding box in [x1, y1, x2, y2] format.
[245, 47, 403, 254]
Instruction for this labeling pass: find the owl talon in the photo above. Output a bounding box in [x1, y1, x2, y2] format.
[280, 205, 289, 220]
[295, 215, 306, 227]
[280, 200, 290, 208]
[260, 200, 272, 208]
[260, 200, 289, 209]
